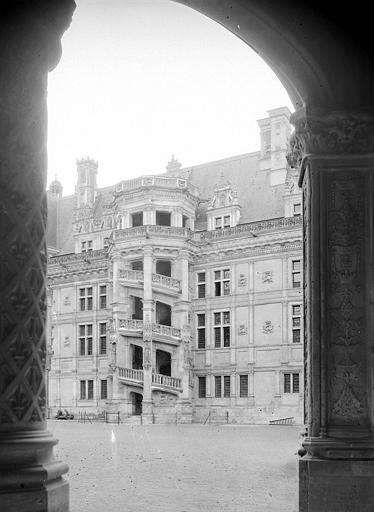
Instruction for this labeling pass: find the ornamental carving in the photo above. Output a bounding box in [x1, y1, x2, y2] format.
[238, 324, 248, 336]
[237, 274, 247, 287]
[262, 321, 274, 334]
[327, 174, 367, 424]
[262, 271, 273, 283]
[287, 110, 374, 170]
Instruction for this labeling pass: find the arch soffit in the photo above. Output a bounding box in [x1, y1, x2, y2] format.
[174, 0, 370, 110]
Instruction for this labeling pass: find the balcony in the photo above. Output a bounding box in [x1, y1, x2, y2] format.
[118, 320, 181, 344]
[112, 225, 191, 242]
[119, 269, 144, 289]
[152, 273, 181, 294]
[114, 175, 199, 197]
[117, 367, 182, 393]
[118, 319, 143, 337]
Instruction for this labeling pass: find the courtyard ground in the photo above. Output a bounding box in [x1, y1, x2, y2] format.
[49, 421, 301, 512]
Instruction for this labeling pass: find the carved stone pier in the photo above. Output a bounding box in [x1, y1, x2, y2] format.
[0, 2, 75, 510]
[288, 107, 374, 512]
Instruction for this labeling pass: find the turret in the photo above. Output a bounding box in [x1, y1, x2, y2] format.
[75, 157, 98, 208]
[48, 177, 63, 199]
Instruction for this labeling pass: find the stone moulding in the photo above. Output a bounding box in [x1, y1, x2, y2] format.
[287, 108, 374, 176]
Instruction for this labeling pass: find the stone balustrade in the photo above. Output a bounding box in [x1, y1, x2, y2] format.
[152, 273, 181, 292]
[120, 269, 144, 282]
[152, 373, 182, 389]
[114, 175, 198, 196]
[119, 319, 144, 331]
[113, 225, 191, 241]
[49, 249, 108, 265]
[118, 367, 144, 382]
[193, 215, 302, 241]
[152, 323, 181, 339]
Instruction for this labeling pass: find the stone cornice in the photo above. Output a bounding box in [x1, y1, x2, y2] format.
[287, 107, 374, 176]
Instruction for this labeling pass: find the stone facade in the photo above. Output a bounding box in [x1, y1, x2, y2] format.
[47, 107, 304, 424]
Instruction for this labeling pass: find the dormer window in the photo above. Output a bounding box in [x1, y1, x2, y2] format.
[214, 215, 230, 230]
[293, 203, 302, 217]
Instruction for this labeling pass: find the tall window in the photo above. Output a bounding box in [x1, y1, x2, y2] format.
[284, 373, 300, 393]
[79, 287, 93, 311]
[214, 311, 230, 348]
[81, 241, 86, 253]
[291, 260, 301, 288]
[80, 380, 94, 399]
[214, 269, 230, 296]
[198, 376, 206, 398]
[292, 305, 301, 343]
[214, 376, 231, 397]
[99, 285, 107, 309]
[214, 376, 222, 397]
[197, 272, 206, 298]
[100, 379, 108, 400]
[99, 322, 107, 355]
[197, 314, 206, 349]
[239, 375, 249, 397]
[79, 324, 93, 356]
[87, 240, 93, 252]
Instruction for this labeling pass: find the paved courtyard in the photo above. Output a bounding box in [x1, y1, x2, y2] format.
[49, 421, 301, 512]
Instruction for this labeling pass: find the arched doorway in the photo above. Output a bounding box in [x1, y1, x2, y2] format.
[0, 2, 373, 511]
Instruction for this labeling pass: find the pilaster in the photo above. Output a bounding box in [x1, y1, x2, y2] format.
[288, 107, 374, 511]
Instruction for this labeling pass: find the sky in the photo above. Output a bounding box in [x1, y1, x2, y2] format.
[47, 0, 293, 196]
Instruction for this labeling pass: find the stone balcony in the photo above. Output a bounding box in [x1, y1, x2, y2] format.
[119, 269, 181, 295]
[114, 175, 199, 196]
[112, 225, 191, 242]
[118, 319, 181, 344]
[118, 367, 182, 393]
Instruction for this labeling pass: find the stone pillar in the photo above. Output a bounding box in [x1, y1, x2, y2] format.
[142, 246, 154, 423]
[288, 107, 374, 512]
[0, 2, 75, 510]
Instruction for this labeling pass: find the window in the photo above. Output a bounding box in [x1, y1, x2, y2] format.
[99, 285, 107, 309]
[224, 375, 231, 397]
[79, 287, 93, 311]
[214, 269, 230, 296]
[284, 373, 300, 393]
[198, 376, 206, 398]
[292, 305, 301, 343]
[214, 311, 230, 348]
[132, 260, 143, 271]
[103, 237, 109, 249]
[214, 376, 231, 398]
[197, 314, 206, 349]
[214, 216, 230, 230]
[81, 241, 86, 253]
[79, 324, 93, 356]
[87, 240, 93, 252]
[197, 272, 206, 298]
[239, 375, 248, 397]
[215, 376, 222, 397]
[100, 379, 108, 400]
[80, 379, 94, 400]
[132, 212, 143, 227]
[292, 260, 301, 288]
[156, 211, 171, 226]
[293, 203, 302, 216]
[99, 322, 107, 355]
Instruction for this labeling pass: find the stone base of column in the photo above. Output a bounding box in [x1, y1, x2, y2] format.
[300, 457, 374, 512]
[141, 400, 154, 424]
[0, 431, 69, 512]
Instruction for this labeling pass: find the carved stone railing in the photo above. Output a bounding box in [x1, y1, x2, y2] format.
[114, 175, 198, 196]
[152, 323, 181, 339]
[118, 367, 144, 383]
[152, 373, 182, 390]
[49, 249, 108, 265]
[113, 225, 191, 241]
[152, 273, 181, 292]
[193, 216, 302, 241]
[119, 319, 144, 331]
[120, 269, 144, 282]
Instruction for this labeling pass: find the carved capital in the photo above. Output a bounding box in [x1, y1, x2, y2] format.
[287, 108, 374, 172]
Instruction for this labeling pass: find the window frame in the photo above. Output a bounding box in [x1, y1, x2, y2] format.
[99, 284, 107, 309]
[100, 379, 108, 400]
[196, 313, 206, 349]
[239, 374, 249, 397]
[79, 323, 93, 356]
[197, 271, 206, 299]
[79, 286, 93, 311]
[283, 372, 300, 393]
[99, 322, 107, 355]
[198, 376, 206, 398]
[291, 259, 301, 288]
[214, 268, 231, 297]
[291, 303, 302, 343]
[213, 310, 231, 348]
